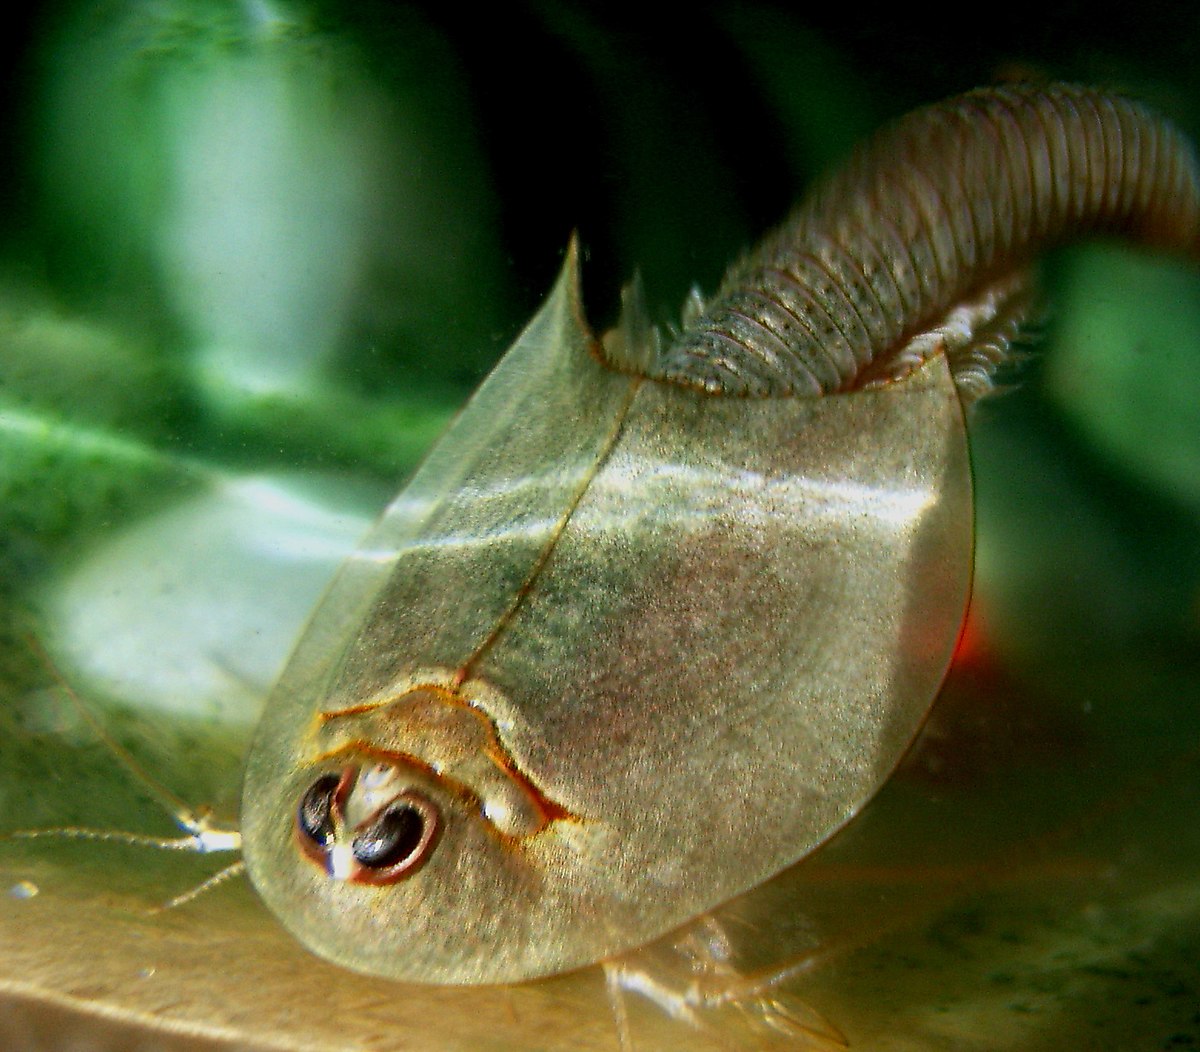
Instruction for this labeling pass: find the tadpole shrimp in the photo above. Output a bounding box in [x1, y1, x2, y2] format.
[2, 82, 1200, 1051]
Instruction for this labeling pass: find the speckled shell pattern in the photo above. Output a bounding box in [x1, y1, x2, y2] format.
[655, 84, 1200, 396]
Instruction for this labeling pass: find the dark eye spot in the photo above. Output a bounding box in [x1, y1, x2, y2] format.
[350, 806, 427, 868]
[352, 804, 427, 869]
[297, 774, 340, 848]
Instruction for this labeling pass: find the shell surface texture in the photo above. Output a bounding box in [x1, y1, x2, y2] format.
[240, 83, 1200, 986]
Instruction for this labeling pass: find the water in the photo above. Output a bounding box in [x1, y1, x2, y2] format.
[0, 4, 1197, 1049]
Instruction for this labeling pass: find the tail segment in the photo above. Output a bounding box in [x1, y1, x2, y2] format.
[654, 84, 1200, 398]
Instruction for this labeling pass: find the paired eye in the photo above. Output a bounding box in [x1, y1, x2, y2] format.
[295, 769, 440, 884]
[297, 774, 340, 848]
[351, 805, 427, 868]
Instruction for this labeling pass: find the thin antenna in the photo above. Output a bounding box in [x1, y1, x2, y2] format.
[8, 634, 243, 867]
[8, 815, 241, 855]
[159, 860, 247, 911]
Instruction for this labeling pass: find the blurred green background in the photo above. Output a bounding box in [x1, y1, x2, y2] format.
[0, 0, 1196, 663]
[0, 2, 1197, 1050]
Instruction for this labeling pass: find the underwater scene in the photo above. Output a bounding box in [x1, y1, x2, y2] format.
[0, 2, 1198, 1050]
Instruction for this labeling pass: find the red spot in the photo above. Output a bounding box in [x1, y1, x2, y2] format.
[950, 601, 997, 675]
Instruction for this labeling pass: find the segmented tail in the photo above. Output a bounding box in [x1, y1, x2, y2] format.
[653, 84, 1200, 398]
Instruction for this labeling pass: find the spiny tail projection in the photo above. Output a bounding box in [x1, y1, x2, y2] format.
[652, 83, 1200, 400]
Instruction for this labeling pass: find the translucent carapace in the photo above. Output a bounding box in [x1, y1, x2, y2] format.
[241, 84, 1200, 984]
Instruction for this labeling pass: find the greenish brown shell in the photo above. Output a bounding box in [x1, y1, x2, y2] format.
[242, 244, 972, 982]
[241, 83, 1200, 984]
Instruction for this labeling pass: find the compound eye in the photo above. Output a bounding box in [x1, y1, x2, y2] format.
[297, 773, 341, 849]
[350, 793, 440, 884]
